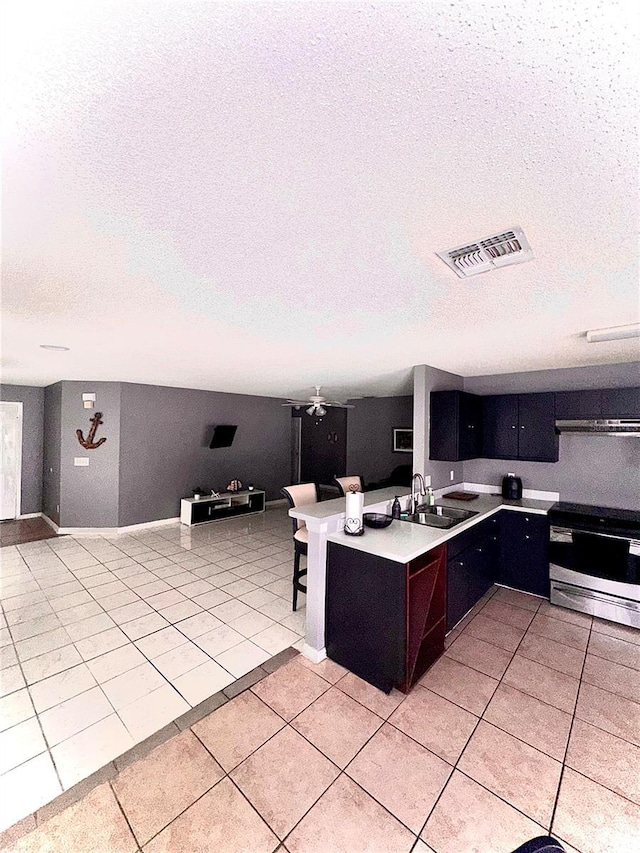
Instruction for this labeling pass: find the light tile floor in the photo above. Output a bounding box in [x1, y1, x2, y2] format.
[2, 584, 640, 852]
[0, 506, 306, 831]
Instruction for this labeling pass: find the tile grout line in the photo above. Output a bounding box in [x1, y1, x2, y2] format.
[4, 518, 632, 844]
[417, 594, 557, 840]
[3, 534, 302, 702]
[547, 613, 595, 836]
[0, 513, 299, 818]
[0, 599, 67, 796]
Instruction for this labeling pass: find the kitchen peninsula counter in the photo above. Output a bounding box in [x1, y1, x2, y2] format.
[326, 493, 554, 564]
[290, 485, 555, 664]
[324, 492, 555, 693]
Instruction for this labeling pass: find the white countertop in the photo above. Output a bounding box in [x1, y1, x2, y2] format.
[325, 493, 554, 564]
[289, 487, 410, 521]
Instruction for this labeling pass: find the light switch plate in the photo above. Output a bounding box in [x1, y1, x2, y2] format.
[74, 457, 89, 467]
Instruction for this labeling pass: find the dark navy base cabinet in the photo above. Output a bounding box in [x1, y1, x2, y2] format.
[326, 542, 447, 693]
[499, 511, 550, 597]
[446, 509, 549, 631]
[446, 514, 499, 631]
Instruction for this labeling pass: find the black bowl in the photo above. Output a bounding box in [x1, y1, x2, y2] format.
[363, 512, 393, 529]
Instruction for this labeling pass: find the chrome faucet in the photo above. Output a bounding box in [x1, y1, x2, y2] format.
[410, 472, 427, 515]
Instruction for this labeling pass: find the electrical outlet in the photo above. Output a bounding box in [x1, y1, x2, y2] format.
[74, 457, 89, 467]
[450, 470, 454, 481]
[424, 475, 432, 487]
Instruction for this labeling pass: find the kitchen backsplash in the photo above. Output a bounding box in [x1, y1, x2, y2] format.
[463, 433, 640, 511]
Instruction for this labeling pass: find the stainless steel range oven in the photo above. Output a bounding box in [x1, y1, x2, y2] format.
[548, 502, 640, 628]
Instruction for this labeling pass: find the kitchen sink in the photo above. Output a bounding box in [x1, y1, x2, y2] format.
[415, 505, 478, 520]
[405, 505, 478, 529]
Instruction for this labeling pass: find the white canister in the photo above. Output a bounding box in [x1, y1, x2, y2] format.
[344, 491, 364, 536]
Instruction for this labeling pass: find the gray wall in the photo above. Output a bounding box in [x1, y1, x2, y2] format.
[346, 396, 413, 486]
[59, 382, 122, 528]
[0, 384, 44, 515]
[463, 361, 640, 395]
[118, 383, 291, 527]
[464, 436, 640, 510]
[463, 361, 640, 510]
[43, 384, 62, 524]
[413, 364, 465, 489]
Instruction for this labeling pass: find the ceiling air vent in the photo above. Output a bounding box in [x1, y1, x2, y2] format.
[437, 226, 534, 278]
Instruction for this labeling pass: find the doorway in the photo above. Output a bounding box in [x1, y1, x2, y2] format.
[296, 407, 347, 486]
[0, 401, 23, 520]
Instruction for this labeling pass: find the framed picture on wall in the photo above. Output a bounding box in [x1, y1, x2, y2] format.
[393, 428, 413, 453]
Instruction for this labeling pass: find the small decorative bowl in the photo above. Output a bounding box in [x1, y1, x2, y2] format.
[363, 513, 393, 529]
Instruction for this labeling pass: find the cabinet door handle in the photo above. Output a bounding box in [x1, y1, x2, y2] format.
[521, 425, 525, 429]
[525, 534, 530, 539]
[511, 425, 516, 429]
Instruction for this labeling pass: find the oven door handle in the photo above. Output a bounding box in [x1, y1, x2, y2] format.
[553, 585, 640, 613]
[551, 525, 640, 548]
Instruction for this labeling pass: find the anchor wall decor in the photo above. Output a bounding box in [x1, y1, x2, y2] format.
[76, 412, 107, 450]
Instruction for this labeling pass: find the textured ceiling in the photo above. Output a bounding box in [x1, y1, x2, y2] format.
[2, 0, 639, 399]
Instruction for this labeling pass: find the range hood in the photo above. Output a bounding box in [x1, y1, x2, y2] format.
[555, 419, 640, 436]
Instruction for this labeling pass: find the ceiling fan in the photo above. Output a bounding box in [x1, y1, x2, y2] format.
[282, 386, 355, 416]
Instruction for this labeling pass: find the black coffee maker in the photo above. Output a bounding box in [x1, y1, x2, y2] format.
[502, 473, 523, 500]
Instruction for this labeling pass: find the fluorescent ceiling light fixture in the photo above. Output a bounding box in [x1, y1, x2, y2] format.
[39, 344, 70, 351]
[585, 323, 640, 343]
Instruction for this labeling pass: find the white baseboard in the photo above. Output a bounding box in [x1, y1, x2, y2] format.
[17, 512, 42, 520]
[117, 517, 180, 533]
[45, 515, 181, 536]
[301, 644, 327, 664]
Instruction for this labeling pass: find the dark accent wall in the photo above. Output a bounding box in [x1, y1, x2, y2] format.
[43, 383, 62, 524]
[463, 362, 640, 510]
[0, 384, 44, 515]
[118, 383, 291, 527]
[59, 382, 122, 528]
[346, 396, 413, 486]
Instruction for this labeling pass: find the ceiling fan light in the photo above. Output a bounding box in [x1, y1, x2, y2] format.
[316, 405, 327, 416]
[306, 405, 315, 415]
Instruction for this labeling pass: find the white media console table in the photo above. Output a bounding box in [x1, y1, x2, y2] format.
[180, 489, 266, 526]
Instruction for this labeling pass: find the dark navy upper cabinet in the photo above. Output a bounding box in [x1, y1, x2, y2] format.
[479, 392, 558, 462]
[459, 393, 483, 459]
[518, 393, 558, 462]
[430, 391, 482, 461]
[601, 387, 640, 418]
[482, 395, 519, 459]
[555, 390, 603, 419]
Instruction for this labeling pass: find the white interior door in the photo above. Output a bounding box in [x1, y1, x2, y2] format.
[0, 402, 22, 520]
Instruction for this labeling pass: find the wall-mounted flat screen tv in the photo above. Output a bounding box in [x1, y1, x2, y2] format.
[209, 425, 238, 448]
